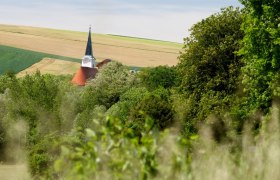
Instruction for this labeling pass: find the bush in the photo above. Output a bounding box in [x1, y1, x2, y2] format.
[138, 66, 179, 90]
[128, 88, 174, 134]
[85, 62, 138, 109]
[21, 71, 60, 111]
[0, 94, 7, 161]
[106, 87, 149, 122]
[54, 115, 162, 179]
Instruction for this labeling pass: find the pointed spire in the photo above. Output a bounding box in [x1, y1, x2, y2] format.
[85, 26, 93, 56]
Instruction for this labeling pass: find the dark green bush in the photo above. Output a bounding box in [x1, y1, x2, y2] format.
[106, 87, 149, 122]
[138, 66, 179, 90]
[128, 88, 174, 134]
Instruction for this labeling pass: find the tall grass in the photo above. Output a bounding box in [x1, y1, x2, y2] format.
[54, 104, 280, 179]
[169, 105, 280, 180]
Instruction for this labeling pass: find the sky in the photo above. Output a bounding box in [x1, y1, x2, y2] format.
[0, 0, 242, 43]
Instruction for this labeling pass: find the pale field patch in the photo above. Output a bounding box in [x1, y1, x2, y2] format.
[17, 58, 80, 77]
[0, 24, 182, 67]
[0, 164, 30, 180]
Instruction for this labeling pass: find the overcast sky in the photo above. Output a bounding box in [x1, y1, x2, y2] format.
[0, 0, 241, 42]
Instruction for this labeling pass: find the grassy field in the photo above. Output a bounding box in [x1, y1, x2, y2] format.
[17, 58, 80, 77]
[0, 45, 80, 74]
[0, 24, 182, 67]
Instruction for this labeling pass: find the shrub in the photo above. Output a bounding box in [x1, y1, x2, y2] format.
[86, 62, 138, 109]
[128, 88, 174, 134]
[138, 66, 179, 90]
[106, 87, 149, 122]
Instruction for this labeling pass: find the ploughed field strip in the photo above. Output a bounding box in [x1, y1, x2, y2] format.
[0, 24, 182, 67]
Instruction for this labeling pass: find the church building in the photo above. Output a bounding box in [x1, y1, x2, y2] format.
[71, 27, 111, 86]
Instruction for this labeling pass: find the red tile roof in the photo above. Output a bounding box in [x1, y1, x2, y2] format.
[71, 59, 112, 86]
[71, 67, 98, 86]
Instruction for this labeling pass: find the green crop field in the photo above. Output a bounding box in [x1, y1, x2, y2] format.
[0, 45, 80, 74]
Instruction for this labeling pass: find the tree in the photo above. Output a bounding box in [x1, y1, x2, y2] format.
[138, 66, 179, 90]
[239, 0, 280, 112]
[21, 71, 60, 111]
[85, 62, 138, 109]
[128, 88, 174, 134]
[177, 7, 244, 135]
[106, 87, 150, 122]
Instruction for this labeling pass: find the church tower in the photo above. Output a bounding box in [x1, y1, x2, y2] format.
[72, 26, 111, 86]
[81, 26, 96, 68]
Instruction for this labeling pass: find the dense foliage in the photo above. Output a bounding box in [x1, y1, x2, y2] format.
[177, 7, 244, 136]
[86, 62, 138, 108]
[138, 66, 179, 90]
[239, 0, 280, 113]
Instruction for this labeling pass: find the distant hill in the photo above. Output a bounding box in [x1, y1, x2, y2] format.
[0, 24, 182, 68]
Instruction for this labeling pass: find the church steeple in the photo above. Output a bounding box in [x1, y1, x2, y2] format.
[81, 26, 96, 68]
[85, 26, 93, 56]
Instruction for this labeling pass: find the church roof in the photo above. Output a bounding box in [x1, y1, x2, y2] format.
[71, 67, 98, 86]
[96, 59, 112, 68]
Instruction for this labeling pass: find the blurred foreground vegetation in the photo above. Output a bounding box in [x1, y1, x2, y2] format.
[1, 1, 280, 179]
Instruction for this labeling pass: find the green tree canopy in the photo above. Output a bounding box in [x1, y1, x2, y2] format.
[239, 0, 280, 112]
[177, 7, 244, 134]
[138, 66, 179, 90]
[84, 62, 138, 109]
[128, 87, 174, 134]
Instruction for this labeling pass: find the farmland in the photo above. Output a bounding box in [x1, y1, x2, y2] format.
[0, 24, 182, 67]
[0, 45, 79, 74]
[17, 58, 80, 77]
